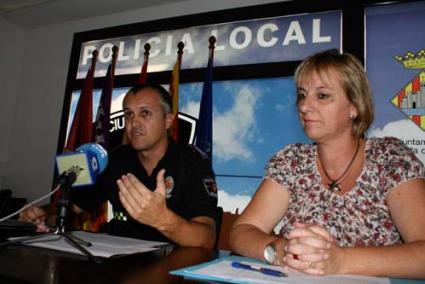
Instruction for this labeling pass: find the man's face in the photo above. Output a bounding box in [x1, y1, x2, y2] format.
[123, 89, 174, 151]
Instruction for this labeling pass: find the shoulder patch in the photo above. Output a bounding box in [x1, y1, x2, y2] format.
[164, 175, 175, 199]
[202, 177, 218, 198]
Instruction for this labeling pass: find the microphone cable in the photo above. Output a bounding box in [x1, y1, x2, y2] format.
[0, 185, 60, 222]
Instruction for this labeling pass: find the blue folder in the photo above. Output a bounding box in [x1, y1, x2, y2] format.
[170, 255, 263, 284]
[170, 255, 425, 284]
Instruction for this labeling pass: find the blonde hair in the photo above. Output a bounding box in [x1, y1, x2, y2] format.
[294, 49, 374, 138]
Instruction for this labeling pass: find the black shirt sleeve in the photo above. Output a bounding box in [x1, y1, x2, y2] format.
[180, 146, 218, 221]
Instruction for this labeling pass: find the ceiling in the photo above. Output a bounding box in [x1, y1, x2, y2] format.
[0, 0, 188, 29]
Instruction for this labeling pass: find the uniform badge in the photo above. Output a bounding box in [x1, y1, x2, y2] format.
[202, 178, 218, 198]
[164, 175, 175, 199]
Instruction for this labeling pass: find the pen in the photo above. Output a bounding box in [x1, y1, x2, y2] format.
[231, 261, 287, 277]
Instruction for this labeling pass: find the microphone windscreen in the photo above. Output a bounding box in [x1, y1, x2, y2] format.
[76, 143, 108, 173]
[56, 143, 108, 188]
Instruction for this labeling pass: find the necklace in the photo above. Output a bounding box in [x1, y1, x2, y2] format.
[320, 140, 360, 192]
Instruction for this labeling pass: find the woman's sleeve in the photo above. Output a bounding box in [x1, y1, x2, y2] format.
[381, 137, 425, 195]
[265, 144, 297, 191]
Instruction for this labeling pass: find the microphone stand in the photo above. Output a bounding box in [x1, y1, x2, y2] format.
[0, 167, 96, 261]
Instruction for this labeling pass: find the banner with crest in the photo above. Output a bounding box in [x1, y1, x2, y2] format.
[366, 1, 425, 164]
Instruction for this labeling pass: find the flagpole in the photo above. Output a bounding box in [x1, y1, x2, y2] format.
[177, 41, 184, 62]
[138, 43, 151, 84]
[169, 41, 184, 142]
[92, 50, 99, 67]
[208, 35, 216, 59]
[143, 42, 151, 59]
[195, 36, 215, 161]
[111, 45, 118, 76]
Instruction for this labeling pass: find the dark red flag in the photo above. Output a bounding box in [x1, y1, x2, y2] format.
[65, 51, 98, 151]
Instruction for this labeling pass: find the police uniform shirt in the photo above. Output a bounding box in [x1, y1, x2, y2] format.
[72, 139, 218, 243]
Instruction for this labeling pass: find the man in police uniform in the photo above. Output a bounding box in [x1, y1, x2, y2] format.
[20, 84, 218, 249]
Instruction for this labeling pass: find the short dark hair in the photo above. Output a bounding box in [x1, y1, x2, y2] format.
[123, 83, 172, 114]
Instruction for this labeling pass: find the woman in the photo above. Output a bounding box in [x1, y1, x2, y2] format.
[229, 49, 425, 278]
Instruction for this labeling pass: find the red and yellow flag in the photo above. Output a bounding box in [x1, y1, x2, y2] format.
[169, 42, 184, 141]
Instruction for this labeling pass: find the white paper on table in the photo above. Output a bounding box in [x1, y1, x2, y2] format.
[187, 258, 390, 284]
[10, 231, 167, 258]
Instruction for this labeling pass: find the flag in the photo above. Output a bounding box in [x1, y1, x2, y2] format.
[93, 46, 117, 150]
[195, 37, 215, 160]
[57, 51, 97, 227]
[65, 51, 98, 151]
[86, 46, 118, 232]
[137, 43, 150, 84]
[169, 42, 184, 141]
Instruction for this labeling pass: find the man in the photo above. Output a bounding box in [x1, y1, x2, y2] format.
[20, 84, 218, 249]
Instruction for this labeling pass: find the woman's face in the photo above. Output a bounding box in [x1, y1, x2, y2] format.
[296, 69, 357, 143]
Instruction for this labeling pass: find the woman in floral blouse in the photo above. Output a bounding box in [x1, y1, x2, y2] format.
[229, 49, 425, 278]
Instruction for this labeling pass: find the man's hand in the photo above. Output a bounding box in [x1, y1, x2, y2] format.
[117, 169, 170, 228]
[18, 205, 50, 232]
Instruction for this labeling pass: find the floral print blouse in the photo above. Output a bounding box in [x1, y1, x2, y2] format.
[265, 137, 425, 247]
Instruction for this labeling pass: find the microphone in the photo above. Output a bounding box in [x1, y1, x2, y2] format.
[55, 143, 108, 188]
[54, 143, 108, 231]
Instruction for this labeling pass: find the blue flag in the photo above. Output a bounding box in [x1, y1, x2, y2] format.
[195, 50, 214, 160]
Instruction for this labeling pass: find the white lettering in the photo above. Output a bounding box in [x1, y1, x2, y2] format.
[78, 15, 337, 76]
[147, 37, 161, 58]
[165, 35, 173, 56]
[134, 39, 141, 59]
[110, 116, 125, 132]
[110, 119, 116, 132]
[282, 21, 306, 46]
[181, 33, 194, 54]
[229, 26, 252, 50]
[82, 45, 96, 65]
[98, 43, 114, 63]
[312, 19, 331, 43]
[118, 41, 129, 61]
[257, 23, 279, 47]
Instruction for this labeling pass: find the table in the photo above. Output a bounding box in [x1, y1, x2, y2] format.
[0, 243, 218, 284]
[0, 243, 424, 284]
